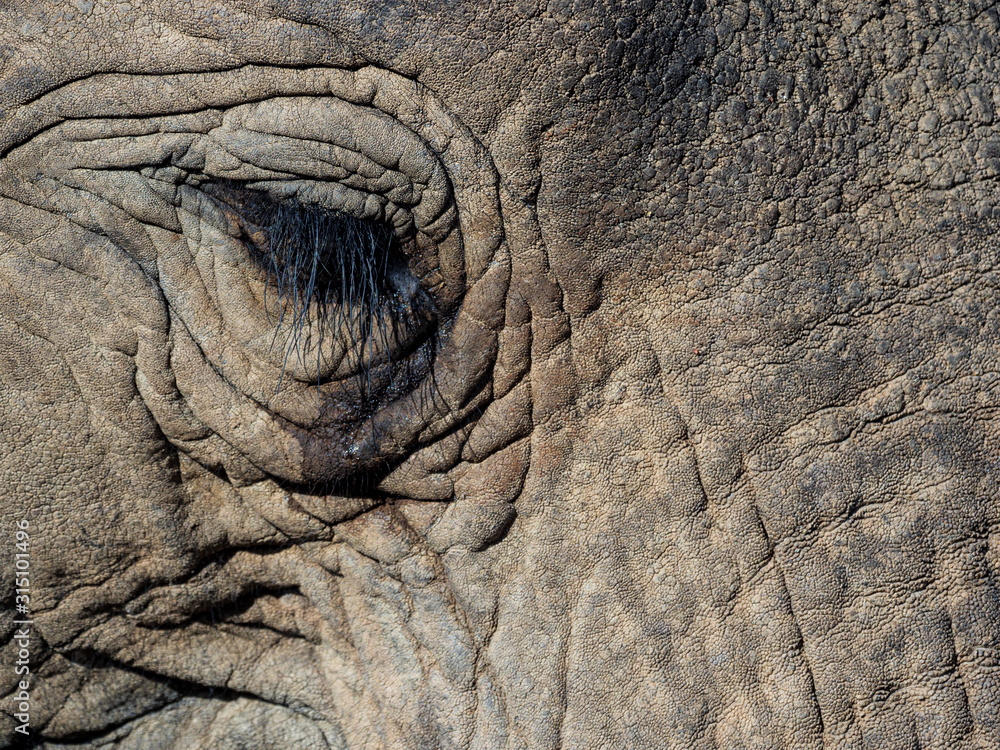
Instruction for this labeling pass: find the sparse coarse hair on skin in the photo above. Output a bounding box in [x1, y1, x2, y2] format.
[218, 183, 405, 396]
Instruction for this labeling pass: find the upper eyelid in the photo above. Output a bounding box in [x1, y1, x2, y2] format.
[36, 131, 423, 239]
[228, 180, 398, 227]
[210, 129, 422, 191]
[52, 135, 426, 225]
[43, 97, 443, 184]
[41, 125, 441, 225]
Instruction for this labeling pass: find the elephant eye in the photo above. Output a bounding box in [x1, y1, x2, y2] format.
[201, 180, 440, 397]
[15, 83, 506, 486]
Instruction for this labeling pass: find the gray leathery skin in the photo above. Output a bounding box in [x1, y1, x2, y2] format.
[2, 1, 1000, 748]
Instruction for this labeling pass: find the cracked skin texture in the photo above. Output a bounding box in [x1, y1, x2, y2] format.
[2, 0, 1000, 747]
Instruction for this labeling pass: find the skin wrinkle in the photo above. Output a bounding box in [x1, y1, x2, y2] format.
[3, 1, 1000, 748]
[24, 78, 500, 488]
[5, 48, 516, 748]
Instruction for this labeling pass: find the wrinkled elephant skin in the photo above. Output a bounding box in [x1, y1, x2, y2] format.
[2, 1, 1000, 748]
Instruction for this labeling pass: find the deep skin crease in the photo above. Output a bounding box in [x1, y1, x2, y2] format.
[3, 1, 1000, 748]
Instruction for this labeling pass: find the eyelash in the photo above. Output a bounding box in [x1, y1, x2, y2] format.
[206, 182, 413, 389]
[238, 189, 396, 317]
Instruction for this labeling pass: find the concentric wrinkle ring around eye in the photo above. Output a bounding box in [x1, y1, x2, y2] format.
[8, 66, 508, 486]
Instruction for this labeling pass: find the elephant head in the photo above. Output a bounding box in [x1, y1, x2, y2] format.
[2, 1, 1000, 747]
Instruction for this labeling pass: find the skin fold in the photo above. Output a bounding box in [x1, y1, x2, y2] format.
[1, 0, 999, 747]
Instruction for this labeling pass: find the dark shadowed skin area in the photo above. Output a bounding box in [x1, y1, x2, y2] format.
[2, 0, 1000, 747]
